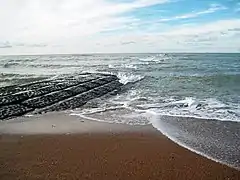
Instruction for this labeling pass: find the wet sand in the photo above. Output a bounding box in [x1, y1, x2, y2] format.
[0, 113, 240, 180]
[152, 115, 240, 169]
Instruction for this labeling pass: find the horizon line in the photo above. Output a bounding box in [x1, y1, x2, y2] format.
[1, 52, 240, 56]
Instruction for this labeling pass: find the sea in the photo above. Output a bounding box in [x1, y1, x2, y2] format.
[0, 53, 240, 169]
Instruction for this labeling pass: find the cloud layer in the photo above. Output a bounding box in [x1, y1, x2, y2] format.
[0, 0, 239, 54]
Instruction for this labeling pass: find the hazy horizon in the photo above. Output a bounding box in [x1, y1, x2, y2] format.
[1, 52, 240, 57]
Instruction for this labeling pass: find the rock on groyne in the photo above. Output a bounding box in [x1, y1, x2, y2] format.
[0, 73, 123, 120]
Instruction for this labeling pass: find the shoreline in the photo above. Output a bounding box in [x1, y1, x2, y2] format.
[151, 115, 240, 170]
[0, 113, 240, 179]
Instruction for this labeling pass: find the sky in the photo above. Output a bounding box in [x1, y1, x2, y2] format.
[0, 0, 240, 54]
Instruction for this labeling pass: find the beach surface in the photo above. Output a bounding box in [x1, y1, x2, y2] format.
[0, 113, 240, 180]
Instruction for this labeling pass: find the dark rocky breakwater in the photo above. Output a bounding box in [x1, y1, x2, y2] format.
[0, 73, 123, 120]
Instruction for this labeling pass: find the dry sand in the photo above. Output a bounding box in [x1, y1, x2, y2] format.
[0, 113, 239, 180]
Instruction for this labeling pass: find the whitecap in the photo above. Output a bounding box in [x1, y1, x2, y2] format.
[117, 72, 144, 85]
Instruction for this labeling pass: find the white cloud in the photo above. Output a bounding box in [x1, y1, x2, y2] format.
[158, 4, 227, 22]
[0, 0, 171, 43]
[90, 19, 240, 53]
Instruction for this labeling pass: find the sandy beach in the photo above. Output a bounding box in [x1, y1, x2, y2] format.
[0, 113, 239, 180]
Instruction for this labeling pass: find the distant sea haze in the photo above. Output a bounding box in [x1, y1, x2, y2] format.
[0, 53, 240, 169]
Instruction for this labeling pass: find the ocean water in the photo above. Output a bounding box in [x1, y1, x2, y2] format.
[0, 53, 240, 169]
